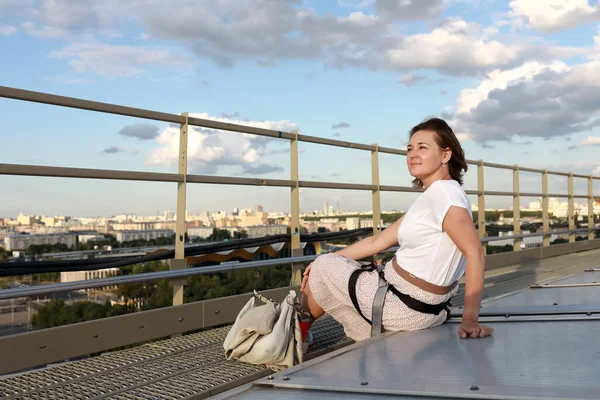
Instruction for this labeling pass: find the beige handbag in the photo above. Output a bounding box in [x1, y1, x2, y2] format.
[223, 290, 304, 371]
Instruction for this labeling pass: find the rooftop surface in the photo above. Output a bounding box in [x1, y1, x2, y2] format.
[1, 248, 599, 399]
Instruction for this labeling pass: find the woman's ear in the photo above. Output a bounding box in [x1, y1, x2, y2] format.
[444, 148, 452, 163]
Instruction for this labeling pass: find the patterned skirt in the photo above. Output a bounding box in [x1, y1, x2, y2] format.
[307, 253, 457, 341]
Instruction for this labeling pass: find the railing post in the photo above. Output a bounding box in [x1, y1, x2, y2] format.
[477, 160, 486, 253]
[371, 144, 381, 234]
[568, 173, 575, 243]
[513, 165, 521, 251]
[172, 112, 188, 306]
[589, 176, 594, 241]
[542, 169, 550, 247]
[290, 130, 302, 286]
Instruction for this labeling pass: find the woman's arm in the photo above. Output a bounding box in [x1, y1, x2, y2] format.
[301, 215, 404, 292]
[442, 206, 493, 339]
[335, 214, 405, 260]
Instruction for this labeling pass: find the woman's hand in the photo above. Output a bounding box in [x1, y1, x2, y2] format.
[300, 263, 312, 292]
[458, 320, 493, 339]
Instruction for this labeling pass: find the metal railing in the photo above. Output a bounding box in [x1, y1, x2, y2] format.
[1, 85, 600, 376]
[1, 84, 599, 306]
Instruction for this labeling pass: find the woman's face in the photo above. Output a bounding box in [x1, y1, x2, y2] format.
[406, 129, 448, 181]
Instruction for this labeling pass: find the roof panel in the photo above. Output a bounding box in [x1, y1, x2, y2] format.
[220, 272, 600, 399]
[223, 320, 600, 399]
[483, 271, 600, 307]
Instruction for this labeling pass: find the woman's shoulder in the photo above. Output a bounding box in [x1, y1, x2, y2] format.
[426, 180, 468, 202]
[427, 179, 463, 192]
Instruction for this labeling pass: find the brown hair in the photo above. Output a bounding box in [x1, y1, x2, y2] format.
[409, 117, 467, 189]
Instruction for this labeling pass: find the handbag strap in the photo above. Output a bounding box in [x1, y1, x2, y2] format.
[253, 290, 277, 306]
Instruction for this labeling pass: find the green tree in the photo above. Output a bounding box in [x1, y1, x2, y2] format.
[32, 299, 132, 330]
[116, 261, 173, 310]
[485, 244, 513, 254]
[208, 229, 232, 241]
[381, 212, 404, 224]
[184, 265, 292, 303]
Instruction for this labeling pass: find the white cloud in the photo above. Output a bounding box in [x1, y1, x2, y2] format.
[509, 0, 600, 32]
[448, 58, 600, 143]
[482, 26, 499, 37]
[581, 136, 600, 145]
[48, 75, 94, 85]
[119, 123, 159, 140]
[386, 18, 528, 75]
[147, 114, 298, 175]
[337, 0, 375, 9]
[554, 161, 600, 176]
[20, 0, 124, 38]
[454, 61, 569, 114]
[0, 25, 16, 36]
[102, 145, 127, 154]
[373, 0, 445, 20]
[397, 73, 428, 86]
[0, 0, 34, 15]
[341, 11, 378, 26]
[3, 0, 589, 79]
[48, 42, 193, 78]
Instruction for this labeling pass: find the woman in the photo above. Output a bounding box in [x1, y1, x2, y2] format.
[300, 117, 493, 341]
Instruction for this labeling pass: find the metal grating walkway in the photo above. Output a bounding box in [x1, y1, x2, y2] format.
[1, 248, 599, 399]
[0, 316, 349, 400]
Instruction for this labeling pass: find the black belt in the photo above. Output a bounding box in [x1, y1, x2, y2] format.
[348, 263, 452, 329]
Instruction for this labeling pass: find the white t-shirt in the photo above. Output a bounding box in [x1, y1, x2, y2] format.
[394, 179, 472, 286]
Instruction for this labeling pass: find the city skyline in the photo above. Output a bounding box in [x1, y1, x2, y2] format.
[2, 1, 600, 216]
[3, 194, 599, 222]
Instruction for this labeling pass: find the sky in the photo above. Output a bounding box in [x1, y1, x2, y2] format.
[1, 0, 600, 218]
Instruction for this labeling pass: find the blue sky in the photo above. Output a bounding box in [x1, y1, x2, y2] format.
[1, 0, 600, 218]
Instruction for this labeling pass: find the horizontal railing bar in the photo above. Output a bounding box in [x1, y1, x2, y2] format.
[519, 167, 545, 173]
[0, 85, 184, 124]
[482, 162, 516, 170]
[479, 191, 592, 198]
[298, 181, 375, 191]
[2, 164, 594, 199]
[0, 247, 400, 300]
[546, 170, 571, 177]
[296, 134, 375, 151]
[520, 192, 543, 197]
[0, 255, 319, 301]
[377, 146, 407, 156]
[187, 174, 295, 187]
[0, 163, 182, 183]
[3, 86, 600, 180]
[483, 191, 514, 196]
[572, 174, 592, 179]
[481, 228, 599, 242]
[379, 185, 423, 193]
[187, 115, 296, 140]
